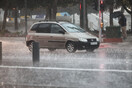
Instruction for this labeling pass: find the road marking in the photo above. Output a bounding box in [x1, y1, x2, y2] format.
[0, 65, 132, 73]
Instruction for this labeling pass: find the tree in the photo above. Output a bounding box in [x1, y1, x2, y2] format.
[44, 0, 58, 20]
[30, 0, 57, 20]
[122, 0, 132, 32]
[0, 0, 9, 31]
[104, 0, 121, 26]
[80, 0, 88, 30]
[44, 0, 79, 20]
[10, 0, 20, 30]
[0, 0, 25, 31]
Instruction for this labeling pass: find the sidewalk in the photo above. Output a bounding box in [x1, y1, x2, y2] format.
[123, 35, 132, 42]
[100, 35, 132, 50]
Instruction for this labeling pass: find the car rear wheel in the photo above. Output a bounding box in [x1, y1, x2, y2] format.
[48, 48, 56, 51]
[66, 42, 77, 53]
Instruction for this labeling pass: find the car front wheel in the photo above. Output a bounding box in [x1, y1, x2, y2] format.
[28, 41, 34, 52]
[66, 42, 77, 53]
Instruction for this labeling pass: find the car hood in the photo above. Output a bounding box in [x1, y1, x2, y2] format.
[69, 32, 97, 39]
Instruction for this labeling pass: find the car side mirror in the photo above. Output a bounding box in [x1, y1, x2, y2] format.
[59, 31, 65, 34]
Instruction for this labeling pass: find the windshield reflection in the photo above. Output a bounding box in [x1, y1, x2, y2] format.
[61, 23, 86, 33]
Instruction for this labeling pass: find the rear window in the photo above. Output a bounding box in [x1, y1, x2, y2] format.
[36, 23, 51, 33]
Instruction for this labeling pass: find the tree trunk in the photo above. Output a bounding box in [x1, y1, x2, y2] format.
[85, 0, 88, 31]
[45, 7, 49, 20]
[80, 0, 83, 28]
[109, 7, 113, 26]
[129, 0, 132, 5]
[14, 7, 18, 30]
[131, 7, 132, 33]
[52, 0, 58, 20]
[131, 14, 132, 33]
[2, 9, 8, 31]
[45, 5, 52, 20]
[122, 0, 132, 34]
[49, 7, 52, 20]
[1, 3, 8, 31]
[80, 0, 88, 31]
[121, 6, 124, 13]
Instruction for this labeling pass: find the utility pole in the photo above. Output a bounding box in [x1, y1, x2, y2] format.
[80, 0, 83, 28]
[80, 0, 87, 30]
[131, 8, 132, 33]
[99, 0, 102, 42]
[25, 0, 27, 36]
[83, 0, 86, 30]
[0, 42, 2, 65]
[99, 0, 104, 42]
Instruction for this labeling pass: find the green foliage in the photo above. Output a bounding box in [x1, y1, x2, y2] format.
[122, 0, 132, 14]
[123, 0, 132, 7]
[104, 0, 121, 10]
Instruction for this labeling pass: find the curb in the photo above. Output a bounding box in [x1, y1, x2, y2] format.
[102, 38, 123, 43]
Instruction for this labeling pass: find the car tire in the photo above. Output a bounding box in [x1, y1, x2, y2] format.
[28, 41, 34, 52]
[66, 42, 77, 53]
[48, 48, 56, 51]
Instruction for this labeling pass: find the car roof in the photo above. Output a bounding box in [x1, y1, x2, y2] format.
[32, 21, 69, 25]
[29, 21, 70, 31]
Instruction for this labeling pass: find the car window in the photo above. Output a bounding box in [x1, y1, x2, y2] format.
[51, 24, 64, 34]
[31, 24, 38, 31]
[61, 23, 85, 33]
[36, 23, 50, 33]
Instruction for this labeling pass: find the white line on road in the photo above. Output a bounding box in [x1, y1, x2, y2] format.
[0, 65, 132, 73]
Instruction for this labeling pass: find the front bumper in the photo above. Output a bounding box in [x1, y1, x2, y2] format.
[75, 41, 100, 50]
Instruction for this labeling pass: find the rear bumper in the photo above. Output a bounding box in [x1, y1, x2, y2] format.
[75, 41, 100, 50]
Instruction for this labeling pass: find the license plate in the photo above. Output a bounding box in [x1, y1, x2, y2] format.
[90, 42, 98, 45]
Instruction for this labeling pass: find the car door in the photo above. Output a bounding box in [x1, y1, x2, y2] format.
[50, 24, 66, 48]
[35, 23, 52, 48]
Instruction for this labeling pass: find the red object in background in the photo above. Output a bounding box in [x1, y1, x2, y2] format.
[80, 3, 81, 10]
[103, 38, 123, 43]
[100, 0, 103, 4]
[99, 43, 112, 48]
[100, 0, 104, 11]
[99, 10, 102, 23]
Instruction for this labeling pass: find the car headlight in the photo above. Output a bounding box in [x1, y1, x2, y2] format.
[79, 38, 87, 42]
[96, 38, 99, 41]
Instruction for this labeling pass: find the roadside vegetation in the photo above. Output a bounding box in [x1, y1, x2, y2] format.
[0, 0, 131, 36]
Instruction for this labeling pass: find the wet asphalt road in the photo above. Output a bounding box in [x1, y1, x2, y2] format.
[0, 37, 132, 88]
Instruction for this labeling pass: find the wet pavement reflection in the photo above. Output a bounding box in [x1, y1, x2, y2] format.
[0, 37, 132, 88]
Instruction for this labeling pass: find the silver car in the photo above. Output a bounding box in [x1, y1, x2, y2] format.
[26, 21, 100, 53]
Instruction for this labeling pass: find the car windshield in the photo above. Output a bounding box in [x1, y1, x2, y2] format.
[61, 23, 86, 33]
